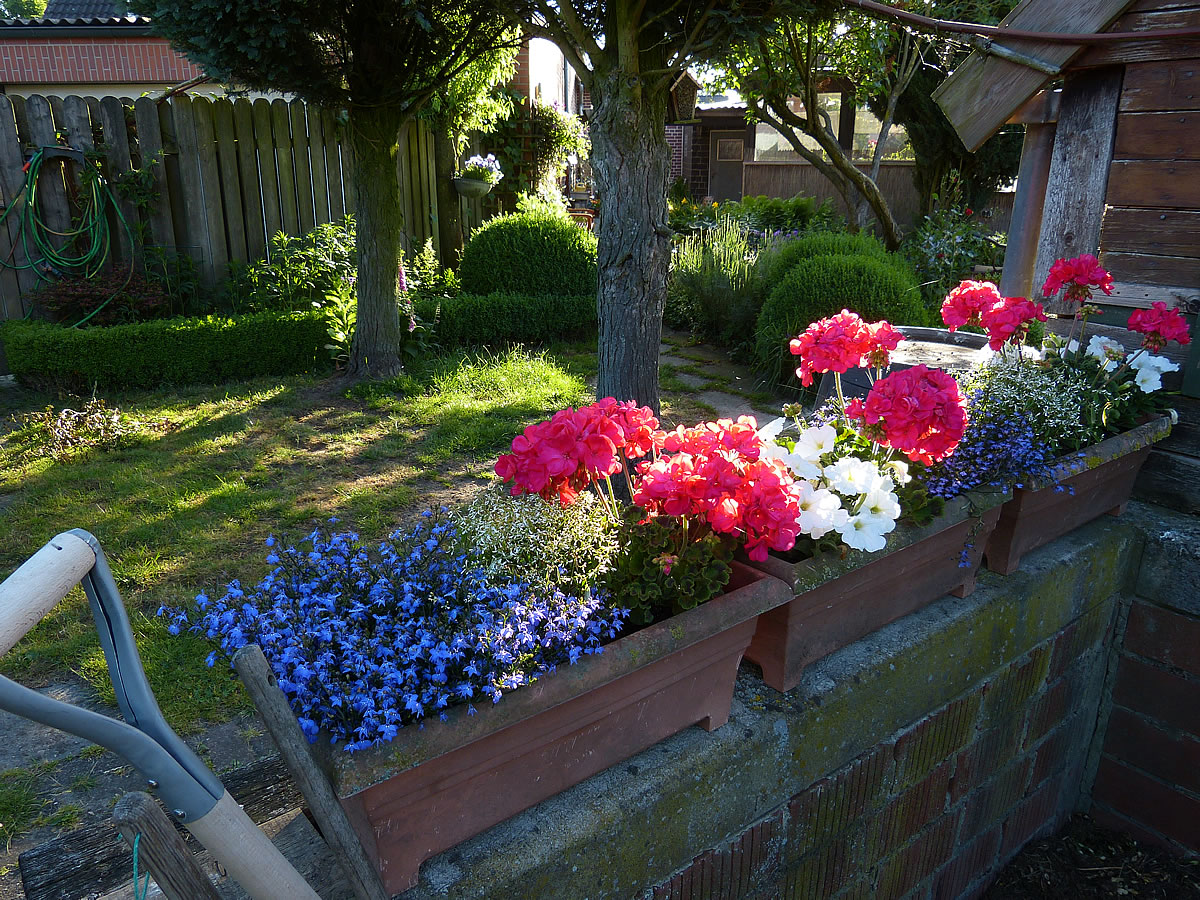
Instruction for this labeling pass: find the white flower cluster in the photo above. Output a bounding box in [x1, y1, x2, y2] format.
[453, 485, 619, 595]
[1073, 335, 1180, 393]
[760, 420, 907, 553]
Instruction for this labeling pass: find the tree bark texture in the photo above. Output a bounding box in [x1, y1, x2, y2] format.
[348, 105, 406, 379]
[589, 70, 671, 413]
[433, 125, 464, 268]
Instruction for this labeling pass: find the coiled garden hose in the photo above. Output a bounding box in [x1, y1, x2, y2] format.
[0, 146, 136, 326]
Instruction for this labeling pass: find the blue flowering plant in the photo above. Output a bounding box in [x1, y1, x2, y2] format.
[159, 510, 627, 752]
[458, 153, 504, 185]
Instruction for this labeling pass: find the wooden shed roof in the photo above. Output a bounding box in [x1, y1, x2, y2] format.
[932, 0, 1138, 152]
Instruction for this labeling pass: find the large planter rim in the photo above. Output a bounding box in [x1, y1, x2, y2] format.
[322, 560, 791, 796]
[1023, 415, 1172, 491]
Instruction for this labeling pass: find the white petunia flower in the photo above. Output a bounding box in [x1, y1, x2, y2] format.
[1134, 367, 1164, 393]
[884, 459, 911, 486]
[795, 482, 848, 539]
[794, 424, 838, 462]
[837, 514, 889, 552]
[824, 457, 887, 495]
[860, 489, 901, 525]
[1086, 335, 1125, 371]
[1130, 353, 1179, 376]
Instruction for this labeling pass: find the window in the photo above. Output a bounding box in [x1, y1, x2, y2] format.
[751, 93, 914, 163]
[716, 138, 744, 161]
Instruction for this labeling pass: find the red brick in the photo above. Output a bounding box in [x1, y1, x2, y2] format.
[1000, 774, 1064, 859]
[1089, 804, 1196, 856]
[1023, 678, 1071, 750]
[653, 807, 785, 899]
[933, 826, 1001, 900]
[1092, 757, 1200, 852]
[788, 746, 892, 850]
[1048, 620, 1081, 681]
[951, 728, 1021, 803]
[874, 811, 961, 898]
[872, 763, 951, 856]
[894, 694, 981, 789]
[1103, 707, 1200, 796]
[1125, 601, 1200, 678]
[960, 759, 1033, 841]
[1113, 657, 1200, 738]
[779, 830, 860, 900]
[1030, 718, 1085, 787]
[978, 647, 1051, 732]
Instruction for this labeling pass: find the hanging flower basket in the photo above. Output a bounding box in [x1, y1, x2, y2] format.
[452, 176, 493, 199]
[984, 416, 1171, 574]
[324, 562, 790, 894]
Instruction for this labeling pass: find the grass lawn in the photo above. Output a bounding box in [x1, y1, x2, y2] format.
[0, 340, 731, 736]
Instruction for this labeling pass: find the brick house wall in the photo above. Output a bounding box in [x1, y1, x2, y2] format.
[0, 35, 201, 84]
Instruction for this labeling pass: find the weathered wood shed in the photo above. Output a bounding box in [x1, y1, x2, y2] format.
[933, 0, 1200, 397]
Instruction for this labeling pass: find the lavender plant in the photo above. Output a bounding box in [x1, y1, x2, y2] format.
[158, 510, 628, 751]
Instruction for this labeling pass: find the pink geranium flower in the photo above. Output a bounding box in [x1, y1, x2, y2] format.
[940, 280, 1002, 330]
[845, 365, 968, 466]
[979, 296, 1048, 351]
[1127, 301, 1191, 352]
[1041, 254, 1114, 302]
[789, 310, 905, 386]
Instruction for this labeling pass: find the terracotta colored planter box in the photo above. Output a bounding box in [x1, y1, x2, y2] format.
[743, 494, 1006, 693]
[322, 561, 791, 894]
[984, 416, 1172, 575]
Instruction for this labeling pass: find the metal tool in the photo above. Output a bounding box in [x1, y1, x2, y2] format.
[0, 530, 321, 900]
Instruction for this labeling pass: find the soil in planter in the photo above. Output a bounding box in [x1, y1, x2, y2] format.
[986, 814, 1200, 899]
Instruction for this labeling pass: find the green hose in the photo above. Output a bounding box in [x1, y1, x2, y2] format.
[0, 146, 137, 327]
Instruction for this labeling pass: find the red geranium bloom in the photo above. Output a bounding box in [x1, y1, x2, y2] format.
[845, 365, 968, 465]
[1041, 254, 1114, 302]
[789, 310, 905, 386]
[940, 280, 1002, 331]
[979, 296, 1048, 351]
[1127, 301, 1192, 351]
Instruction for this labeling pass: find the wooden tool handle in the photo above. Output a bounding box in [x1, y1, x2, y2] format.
[0, 532, 95, 658]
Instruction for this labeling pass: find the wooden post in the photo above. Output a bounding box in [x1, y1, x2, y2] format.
[112, 792, 222, 900]
[1033, 67, 1124, 311]
[1000, 122, 1056, 299]
[233, 644, 389, 900]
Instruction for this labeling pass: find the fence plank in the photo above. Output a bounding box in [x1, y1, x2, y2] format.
[212, 98, 247, 262]
[189, 97, 230, 281]
[156, 99, 188, 253]
[307, 104, 330, 225]
[0, 96, 31, 314]
[290, 100, 315, 235]
[24, 96, 76, 260]
[133, 97, 175, 252]
[271, 99, 299, 238]
[322, 108, 344, 221]
[341, 124, 355, 216]
[233, 98, 265, 261]
[253, 98, 282, 247]
[97, 96, 139, 265]
[170, 96, 214, 281]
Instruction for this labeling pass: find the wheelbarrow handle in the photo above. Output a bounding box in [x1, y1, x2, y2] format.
[0, 531, 96, 658]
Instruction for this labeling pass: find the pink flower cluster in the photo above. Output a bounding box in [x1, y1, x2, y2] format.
[634, 417, 802, 562]
[1041, 254, 1114, 303]
[940, 281, 1047, 351]
[789, 310, 904, 387]
[1127, 301, 1191, 352]
[845, 365, 968, 466]
[494, 399, 661, 505]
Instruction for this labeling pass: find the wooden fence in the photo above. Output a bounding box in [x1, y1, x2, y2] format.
[0, 93, 488, 321]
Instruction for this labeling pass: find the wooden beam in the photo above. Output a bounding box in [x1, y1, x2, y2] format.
[1104, 250, 1200, 285]
[1034, 68, 1124, 308]
[112, 792, 222, 900]
[1113, 110, 1200, 158]
[933, 0, 1136, 152]
[1101, 207, 1200, 255]
[1105, 278, 1200, 310]
[1000, 121, 1056, 298]
[1007, 88, 1061, 124]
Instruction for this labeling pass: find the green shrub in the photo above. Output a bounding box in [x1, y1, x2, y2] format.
[459, 212, 597, 296]
[239, 217, 357, 312]
[1, 310, 330, 391]
[755, 230, 897, 288]
[414, 292, 595, 348]
[903, 204, 1005, 308]
[721, 193, 819, 235]
[753, 254, 925, 388]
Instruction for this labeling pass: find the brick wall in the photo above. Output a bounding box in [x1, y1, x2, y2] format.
[0, 37, 202, 84]
[649, 577, 1116, 900]
[690, 125, 710, 200]
[1091, 526, 1200, 853]
[667, 125, 684, 181]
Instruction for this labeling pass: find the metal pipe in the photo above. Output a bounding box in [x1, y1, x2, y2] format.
[843, 0, 1200, 44]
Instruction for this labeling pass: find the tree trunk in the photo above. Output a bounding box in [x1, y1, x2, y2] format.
[347, 104, 406, 379]
[589, 70, 671, 413]
[433, 124, 464, 268]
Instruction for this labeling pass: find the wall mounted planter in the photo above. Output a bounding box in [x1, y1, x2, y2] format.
[984, 416, 1172, 575]
[323, 561, 791, 894]
[744, 492, 1007, 693]
[451, 176, 493, 198]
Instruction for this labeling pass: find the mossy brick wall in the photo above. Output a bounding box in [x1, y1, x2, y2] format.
[399, 515, 1147, 900]
[1090, 512, 1200, 853]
